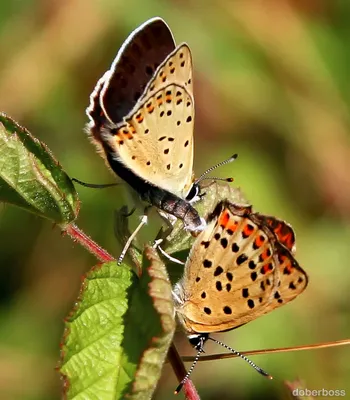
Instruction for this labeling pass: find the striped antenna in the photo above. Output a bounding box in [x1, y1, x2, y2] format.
[195, 154, 238, 185]
[175, 334, 272, 394]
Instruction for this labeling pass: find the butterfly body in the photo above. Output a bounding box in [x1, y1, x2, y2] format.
[103, 145, 202, 230]
[86, 18, 205, 233]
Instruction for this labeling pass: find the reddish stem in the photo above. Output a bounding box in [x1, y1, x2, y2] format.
[183, 380, 201, 400]
[63, 223, 115, 262]
[168, 343, 200, 400]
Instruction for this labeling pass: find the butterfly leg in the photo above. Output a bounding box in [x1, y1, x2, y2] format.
[153, 211, 176, 247]
[117, 207, 150, 265]
[156, 245, 185, 265]
[152, 212, 184, 265]
[121, 206, 136, 218]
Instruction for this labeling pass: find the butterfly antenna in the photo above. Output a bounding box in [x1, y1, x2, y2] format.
[208, 337, 273, 379]
[174, 347, 203, 394]
[201, 176, 234, 182]
[72, 177, 120, 189]
[195, 154, 238, 184]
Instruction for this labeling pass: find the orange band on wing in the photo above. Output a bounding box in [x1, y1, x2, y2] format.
[218, 211, 230, 228]
[254, 234, 266, 249]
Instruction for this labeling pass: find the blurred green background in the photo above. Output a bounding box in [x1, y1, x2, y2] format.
[1, 0, 350, 399]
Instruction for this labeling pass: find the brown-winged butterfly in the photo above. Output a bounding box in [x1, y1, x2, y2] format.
[86, 18, 211, 264]
[173, 199, 308, 391]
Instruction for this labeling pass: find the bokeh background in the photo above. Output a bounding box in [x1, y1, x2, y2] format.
[1, 1, 350, 399]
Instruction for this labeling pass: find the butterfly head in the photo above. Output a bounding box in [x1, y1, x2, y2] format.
[185, 182, 201, 203]
[188, 333, 209, 351]
[174, 330, 272, 394]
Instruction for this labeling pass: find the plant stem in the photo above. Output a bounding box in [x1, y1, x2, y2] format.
[63, 223, 115, 262]
[168, 342, 200, 400]
[181, 338, 350, 362]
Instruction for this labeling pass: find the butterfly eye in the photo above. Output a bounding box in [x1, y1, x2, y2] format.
[186, 183, 200, 202]
[188, 333, 208, 349]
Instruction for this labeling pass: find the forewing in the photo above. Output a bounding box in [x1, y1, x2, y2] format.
[141, 44, 193, 100]
[102, 84, 194, 198]
[100, 18, 175, 124]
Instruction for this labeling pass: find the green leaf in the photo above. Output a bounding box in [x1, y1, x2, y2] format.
[60, 247, 175, 400]
[126, 247, 175, 399]
[0, 113, 79, 224]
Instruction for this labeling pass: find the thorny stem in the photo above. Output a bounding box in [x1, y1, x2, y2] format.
[168, 343, 200, 400]
[63, 223, 115, 262]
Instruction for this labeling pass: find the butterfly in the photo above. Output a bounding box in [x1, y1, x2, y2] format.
[86, 18, 207, 263]
[172, 199, 308, 391]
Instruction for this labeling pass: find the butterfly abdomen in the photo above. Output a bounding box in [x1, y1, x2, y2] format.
[105, 150, 204, 232]
[139, 183, 204, 233]
[155, 190, 204, 232]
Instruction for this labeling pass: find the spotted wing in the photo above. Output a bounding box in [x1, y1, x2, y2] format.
[140, 43, 193, 101]
[175, 200, 308, 334]
[257, 214, 296, 253]
[93, 17, 175, 129]
[102, 84, 194, 198]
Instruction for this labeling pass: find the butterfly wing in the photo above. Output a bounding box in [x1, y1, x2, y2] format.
[87, 17, 175, 148]
[88, 25, 195, 199]
[258, 214, 296, 253]
[86, 71, 110, 152]
[174, 201, 308, 334]
[102, 18, 175, 124]
[102, 83, 195, 198]
[140, 43, 193, 101]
